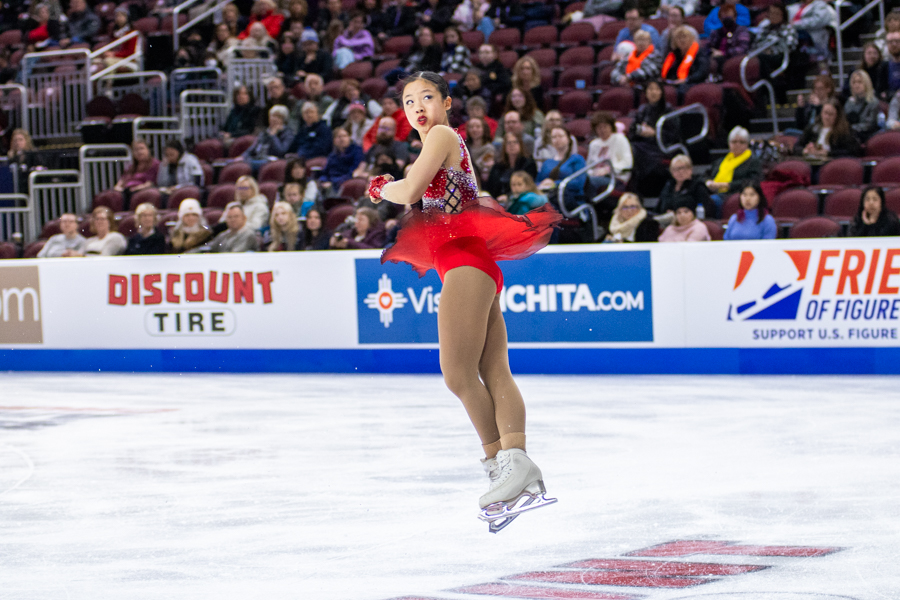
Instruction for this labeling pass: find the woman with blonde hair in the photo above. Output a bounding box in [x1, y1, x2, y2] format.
[605, 193, 659, 243]
[124, 202, 166, 255]
[267, 201, 301, 251]
[511, 55, 543, 108]
[169, 198, 212, 253]
[73, 206, 127, 256]
[234, 175, 270, 230]
[7, 128, 37, 192]
[844, 70, 879, 142]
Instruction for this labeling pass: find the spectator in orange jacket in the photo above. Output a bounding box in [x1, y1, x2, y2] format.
[238, 0, 285, 40]
[362, 95, 412, 151]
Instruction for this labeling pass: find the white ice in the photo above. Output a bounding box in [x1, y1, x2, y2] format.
[1, 374, 899, 600]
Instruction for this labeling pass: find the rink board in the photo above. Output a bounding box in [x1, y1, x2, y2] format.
[1, 238, 900, 373]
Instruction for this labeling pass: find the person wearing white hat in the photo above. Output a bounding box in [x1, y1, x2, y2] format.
[169, 199, 212, 254]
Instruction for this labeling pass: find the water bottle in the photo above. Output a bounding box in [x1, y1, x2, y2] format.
[878, 111, 886, 130]
[696, 203, 705, 220]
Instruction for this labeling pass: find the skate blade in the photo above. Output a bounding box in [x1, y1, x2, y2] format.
[478, 489, 558, 534]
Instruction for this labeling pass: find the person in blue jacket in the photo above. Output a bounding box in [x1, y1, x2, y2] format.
[318, 127, 364, 194]
[288, 102, 334, 159]
[536, 126, 586, 211]
[703, 0, 751, 38]
[724, 182, 778, 240]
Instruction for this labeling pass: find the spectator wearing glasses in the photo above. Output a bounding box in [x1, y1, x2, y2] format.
[37, 213, 87, 257]
[72, 206, 127, 256]
[605, 193, 660, 243]
[657, 154, 713, 227]
[706, 126, 761, 216]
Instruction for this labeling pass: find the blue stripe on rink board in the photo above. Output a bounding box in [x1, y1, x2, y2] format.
[3, 348, 900, 374]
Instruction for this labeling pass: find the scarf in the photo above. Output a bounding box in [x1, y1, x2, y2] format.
[609, 207, 648, 241]
[662, 41, 699, 80]
[713, 149, 751, 183]
[626, 45, 655, 75]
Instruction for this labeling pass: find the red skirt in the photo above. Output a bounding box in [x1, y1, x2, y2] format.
[381, 197, 561, 290]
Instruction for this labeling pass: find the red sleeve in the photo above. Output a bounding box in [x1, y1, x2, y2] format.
[362, 118, 379, 152]
[485, 117, 498, 137]
[263, 13, 284, 39]
[115, 34, 138, 57]
[237, 18, 255, 40]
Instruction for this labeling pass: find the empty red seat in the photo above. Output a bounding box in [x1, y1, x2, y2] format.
[193, 138, 224, 163]
[0, 29, 22, 47]
[789, 216, 840, 238]
[596, 21, 624, 43]
[566, 118, 593, 141]
[886, 187, 900, 215]
[341, 60, 373, 81]
[555, 65, 595, 91]
[596, 87, 635, 115]
[559, 45, 595, 67]
[133, 17, 159, 34]
[259, 182, 279, 208]
[499, 50, 518, 69]
[865, 131, 900, 157]
[93, 190, 124, 212]
[361, 77, 388, 100]
[772, 188, 818, 224]
[721, 193, 741, 222]
[596, 44, 616, 63]
[559, 21, 596, 45]
[259, 160, 287, 183]
[326, 202, 355, 231]
[228, 135, 257, 158]
[338, 178, 368, 201]
[824, 188, 861, 221]
[207, 184, 236, 208]
[871, 156, 900, 186]
[557, 90, 594, 118]
[461, 30, 484, 52]
[684, 83, 723, 136]
[24, 241, 45, 259]
[522, 25, 557, 48]
[704, 220, 724, 240]
[86, 95, 117, 119]
[129, 188, 162, 211]
[488, 27, 521, 49]
[0, 242, 17, 259]
[217, 161, 253, 184]
[525, 48, 557, 68]
[382, 35, 414, 57]
[374, 59, 401, 78]
[816, 157, 863, 188]
[167, 186, 202, 209]
[118, 214, 138, 238]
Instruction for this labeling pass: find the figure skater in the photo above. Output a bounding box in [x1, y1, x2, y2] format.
[367, 71, 560, 532]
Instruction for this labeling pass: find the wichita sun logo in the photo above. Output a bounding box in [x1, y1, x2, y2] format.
[728, 250, 810, 321]
[363, 273, 408, 327]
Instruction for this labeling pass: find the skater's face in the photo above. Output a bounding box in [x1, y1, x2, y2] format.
[403, 79, 451, 136]
[674, 206, 695, 226]
[740, 186, 760, 210]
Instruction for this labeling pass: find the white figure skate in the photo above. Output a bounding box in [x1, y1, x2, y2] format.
[477, 448, 557, 533]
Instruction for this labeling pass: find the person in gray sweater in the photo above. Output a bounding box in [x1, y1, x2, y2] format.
[210, 203, 260, 252]
[37, 213, 87, 257]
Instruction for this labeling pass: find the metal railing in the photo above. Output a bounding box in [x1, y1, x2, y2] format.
[170, 67, 224, 110]
[173, 0, 232, 51]
[96, 71, 169, 116]
[133, 117, 183, 159]
[0, 84, 29, 135]
[226, 46, 276, 109]
[89, 31, 144, 82]
[556, 158, 614, 242]
[0, 194, 33, 244]
[80, 145, 133, 210]
[28, 171, 83, 240]
[180, 90, 228, 143]
[740, 39, 790, 135]
[656, 103, 709, 157]
[835, 0, 885, 85]
[20, 49, 91, 140]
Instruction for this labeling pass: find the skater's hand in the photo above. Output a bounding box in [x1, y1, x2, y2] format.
[367, 174, 393, 204]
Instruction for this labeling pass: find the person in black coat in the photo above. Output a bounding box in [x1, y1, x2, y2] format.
[223, 86, 262, 142]
[848, 186, 900, 238]
[289, 102, 335, 158]
[657, 154, 714, 222]
[476, 44, 512, 102]
[793, 98, 862, 159]
[296, 29, 334, 81]
[485, 131, 537, 201]
[629, 80, 679, 197]
[125, 204, 167, 255]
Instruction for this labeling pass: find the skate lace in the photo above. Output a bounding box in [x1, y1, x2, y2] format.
[489, 451, 513, 491]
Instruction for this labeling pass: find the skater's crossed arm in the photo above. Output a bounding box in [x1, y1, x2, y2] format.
[372, 125, 457, 205]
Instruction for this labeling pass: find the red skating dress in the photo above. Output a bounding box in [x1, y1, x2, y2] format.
[381, 131, 561, 293]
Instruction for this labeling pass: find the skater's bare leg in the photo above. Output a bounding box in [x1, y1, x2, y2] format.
[479, 296, 526, 451]
[438, 266, 503, 456]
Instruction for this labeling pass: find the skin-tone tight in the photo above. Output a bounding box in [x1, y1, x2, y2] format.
[438, 266, 525, 459]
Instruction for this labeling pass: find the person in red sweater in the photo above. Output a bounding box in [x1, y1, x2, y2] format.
[238, 0, 285, 40]
[362, 94, 412, 151]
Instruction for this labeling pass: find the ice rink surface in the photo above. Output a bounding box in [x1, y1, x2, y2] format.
[1, 373, 898, 600]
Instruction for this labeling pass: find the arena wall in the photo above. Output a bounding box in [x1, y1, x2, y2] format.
[2, 239, 900, 374]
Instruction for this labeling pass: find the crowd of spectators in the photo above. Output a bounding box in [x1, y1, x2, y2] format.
[3, 0, 900, 259]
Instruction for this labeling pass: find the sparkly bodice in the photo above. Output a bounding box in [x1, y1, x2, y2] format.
[421, 131, 479, 213]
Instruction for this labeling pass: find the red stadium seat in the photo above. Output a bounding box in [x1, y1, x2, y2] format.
[499, 50, 518, 69]
[771, 188, 818, 224]
[722, 55, 756, 86]
[789, 216, 840, 238]
[217, 161, 253, 184]
[555, 65, 595, 91]
[559, 21, 596, 46]
[566, 118, 593, 141]
[203, 208, 224, 225]
[461, 30, 484, 52]
[522, 25, 558, 49]
[259, 182, 279, 208]
[565, 1, 585, 14]
[338, 178, 368, 201]
[0, 242, 17, 259]
[193, 138, 224, 163]
[228, 135, 257, 158]
[816, 157, 863, 189]
[556, 90, 594, 118]
[704, 220, 724, 240]
[488, 28, 521, 49]
[207, 185, 236, 208]
[559, 46, 595, 67]
[160, 14, 187, 31]
[129, 188, 162, 211]
[326, 202, 355, 231]
[525, 48, 557, 68]
[865, 131, 900, 157]
[259, 160, 287, 183]
[118, 214, 138, 238]
[0, 29, 22, 47]
[323, 79, 345, 99]
[684, 83, 723, 136]
[596, 21, 624, 44]
[86, 95, 117, 119]
[647, 18, 667, 32]
[167, 186, 202, 209]
[382, 35, 414, 57]
[361, 77, 388, 100]
[596, 64, 615, 86]
[200, 161, 213, 188]
[374, 59, 401, 78]
[886, 187, 900, 215]
[770, 159, 812, 184]
[24, 241, 45, 259]
[596, 87, 636, 115]
[117, 93, 150, 116]
[721, 193, 741, 222]
[341, 60, 374, 81]
[823, 188, 861, 222]
[596, 44, 616, 63]
[93, 190, 124, 212]
[871, 156, 900, 186]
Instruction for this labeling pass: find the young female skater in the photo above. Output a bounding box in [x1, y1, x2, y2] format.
[367, 72, 560, 531]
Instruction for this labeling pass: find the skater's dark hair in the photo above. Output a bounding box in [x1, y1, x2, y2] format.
[401, 71, 451, 101]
